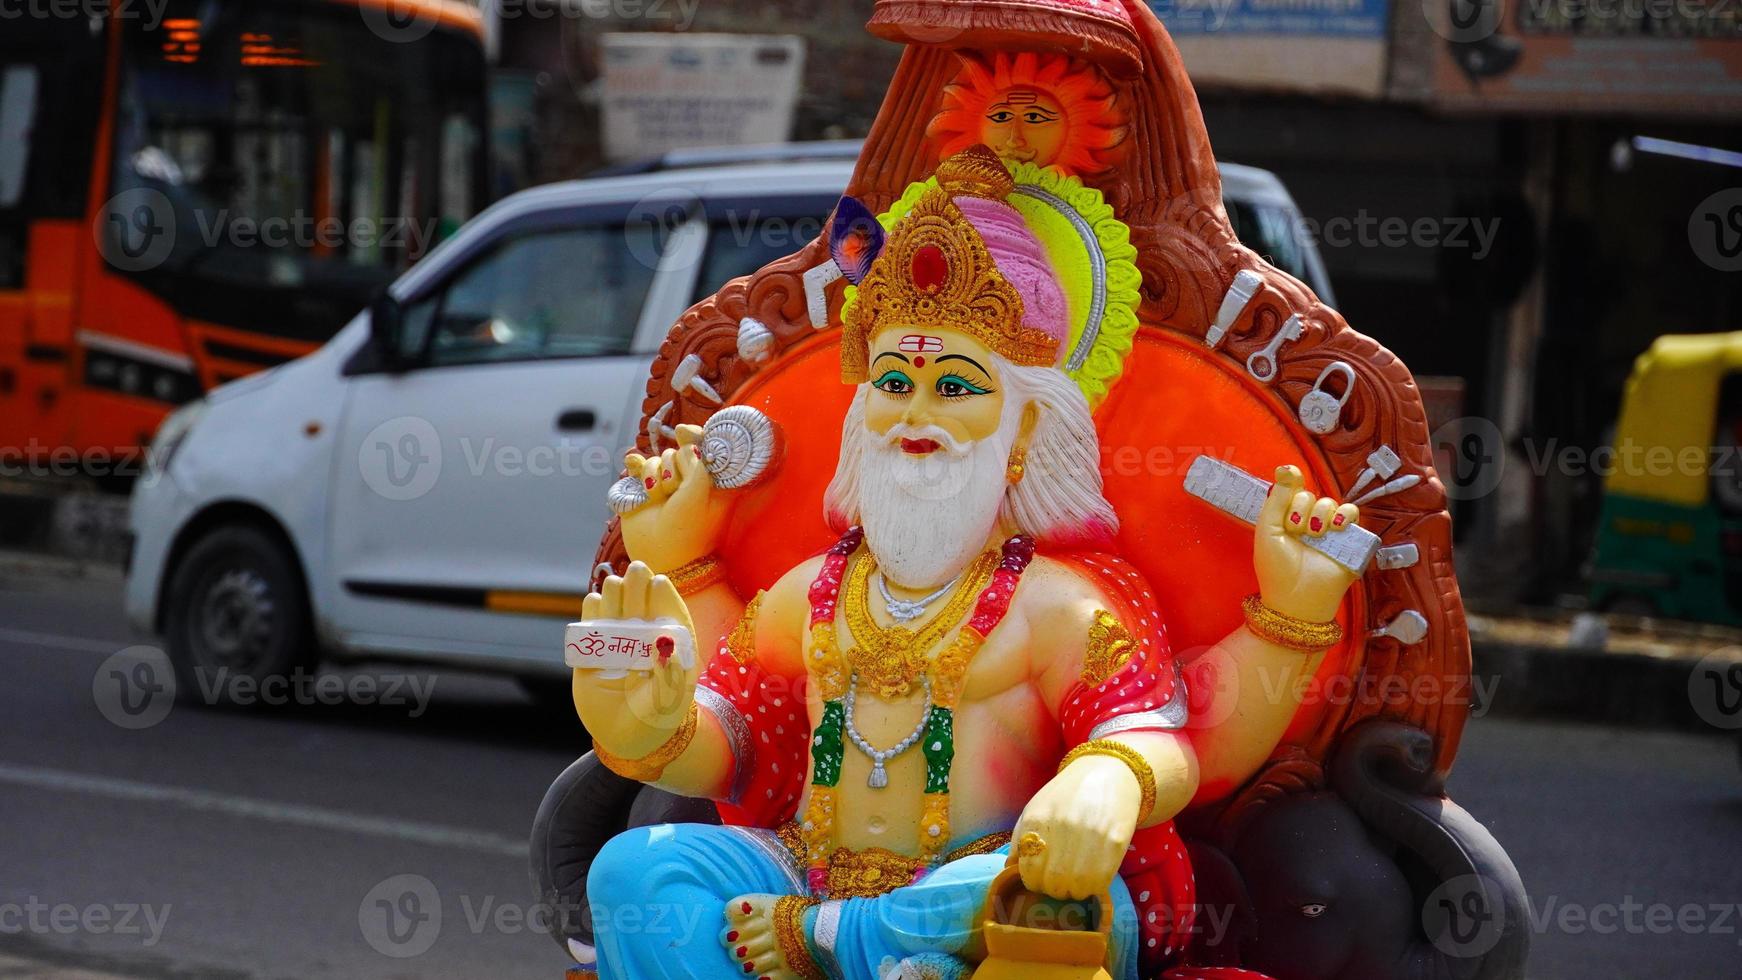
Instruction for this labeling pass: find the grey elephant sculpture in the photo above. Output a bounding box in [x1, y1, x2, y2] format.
[1183, 721, 1530, 980]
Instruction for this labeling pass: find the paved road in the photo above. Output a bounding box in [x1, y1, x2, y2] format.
[1, 566, 1738, 978]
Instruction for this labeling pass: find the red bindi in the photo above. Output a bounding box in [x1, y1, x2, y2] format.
[913, 355, 925, 367]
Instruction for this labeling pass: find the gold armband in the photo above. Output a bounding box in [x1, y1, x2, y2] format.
[666, 554, 727, 596]
[1059, 738, 1157, 824]
[1241, 593, 1343, 651]
[773, 895, 827, 980]
[593, 704, 698, 782]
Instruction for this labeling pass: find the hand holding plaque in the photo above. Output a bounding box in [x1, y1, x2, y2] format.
[568, 561, 700, 760]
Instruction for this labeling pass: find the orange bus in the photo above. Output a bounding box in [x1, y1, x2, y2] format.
[0, 0, 487, 473]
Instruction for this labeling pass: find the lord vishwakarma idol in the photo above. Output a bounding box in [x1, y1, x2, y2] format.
[567, 146, 1367, 980]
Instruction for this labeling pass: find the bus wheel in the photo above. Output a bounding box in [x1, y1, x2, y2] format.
[164, 525, 315, 707]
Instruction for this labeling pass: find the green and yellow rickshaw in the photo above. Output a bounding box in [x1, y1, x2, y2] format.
[1591, 332, 1742, 624]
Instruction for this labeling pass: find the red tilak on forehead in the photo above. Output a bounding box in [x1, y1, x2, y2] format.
[899, 335, 944, 353]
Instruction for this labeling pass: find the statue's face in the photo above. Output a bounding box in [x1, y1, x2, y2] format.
[979, 87, 1066, 166]
[863, 327, 1007, 454]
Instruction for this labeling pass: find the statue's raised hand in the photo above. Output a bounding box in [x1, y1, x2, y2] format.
[1253, 465, 1362, 623]
[618, 425, 733, 574]
[571, 562, 700, 760]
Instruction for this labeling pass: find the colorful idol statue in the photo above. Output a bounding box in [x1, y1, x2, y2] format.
[570, 146, 1368, 980]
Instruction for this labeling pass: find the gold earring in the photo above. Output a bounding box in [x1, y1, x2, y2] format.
[1006, 446, 1027, 485]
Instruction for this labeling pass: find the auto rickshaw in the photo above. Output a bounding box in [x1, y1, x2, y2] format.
[1590, 331, 1742, 623]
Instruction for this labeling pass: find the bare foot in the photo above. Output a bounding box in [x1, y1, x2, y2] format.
[722, 893, 801, 980]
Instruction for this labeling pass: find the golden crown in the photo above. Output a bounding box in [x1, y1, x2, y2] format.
[840, 147, 1062, 383]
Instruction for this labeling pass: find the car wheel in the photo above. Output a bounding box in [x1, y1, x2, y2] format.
[164, 525, 315, 707]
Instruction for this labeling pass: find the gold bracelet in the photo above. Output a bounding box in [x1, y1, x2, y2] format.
[1241, 593, 1344, 651]
[1059, 739, 1158, 824]
[665, 554, 727, 596]
[593, 704, 698, 782]
[772, 895, 827, 980]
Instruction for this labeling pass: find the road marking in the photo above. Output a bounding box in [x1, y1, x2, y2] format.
[0, 762, 525, 857]
[0, 626, 119, 653]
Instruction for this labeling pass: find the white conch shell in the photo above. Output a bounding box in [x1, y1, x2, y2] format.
[737, 317, 775, 365]
[700, 405, 780, 490]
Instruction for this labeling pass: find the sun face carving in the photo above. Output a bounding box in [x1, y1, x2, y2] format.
[927, 51, 1129, 176]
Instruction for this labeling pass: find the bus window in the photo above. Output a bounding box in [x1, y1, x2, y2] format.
[0, 65, 36, 288]
[0, 66, 35, 208]
[106, 0, 488, 342]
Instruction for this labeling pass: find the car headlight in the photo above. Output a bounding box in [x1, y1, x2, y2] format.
[147, 399, 207, 476]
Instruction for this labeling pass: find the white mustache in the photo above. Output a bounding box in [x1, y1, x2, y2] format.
[874, 422, 970, 456]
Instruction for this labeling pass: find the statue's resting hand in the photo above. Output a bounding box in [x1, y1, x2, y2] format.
[1012, 755, 1140, 901]
[619, 425, 733, 574]
[572, 561, 701, 760]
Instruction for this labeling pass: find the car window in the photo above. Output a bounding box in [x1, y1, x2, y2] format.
[415, 224, 655, 367]
[1226, 198, 1308, 284]
[691, 204, 832, 303]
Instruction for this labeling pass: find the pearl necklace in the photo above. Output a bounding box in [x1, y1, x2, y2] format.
[843, 673, 932, 788]
[876, 572, 960, 624]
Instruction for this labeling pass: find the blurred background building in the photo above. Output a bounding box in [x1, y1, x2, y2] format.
[486, 0, 1742, 606]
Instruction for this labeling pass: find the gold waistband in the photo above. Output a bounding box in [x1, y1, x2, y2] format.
[776, 824, 1012, 899]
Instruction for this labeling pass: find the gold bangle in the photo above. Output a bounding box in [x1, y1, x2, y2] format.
[1059, 739, 1157, 824]
[772, 895, 827, 980]
[1241, 593, 1344, 651]
[665, 554, 727, 596]
[593, 703, 698, 782]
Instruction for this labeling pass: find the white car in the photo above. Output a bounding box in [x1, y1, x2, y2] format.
[124, 147, 1334, 701]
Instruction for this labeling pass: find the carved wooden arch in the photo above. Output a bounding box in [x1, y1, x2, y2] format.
[593, 0, 1470, 805]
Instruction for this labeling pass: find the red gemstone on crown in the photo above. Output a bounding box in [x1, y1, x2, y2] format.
[911, 244, 948, 293]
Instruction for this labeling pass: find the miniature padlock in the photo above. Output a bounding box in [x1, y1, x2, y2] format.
[1299, 361, 1356, 435]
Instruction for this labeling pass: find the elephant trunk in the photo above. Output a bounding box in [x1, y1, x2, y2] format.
[1329, 722, 1531, 980]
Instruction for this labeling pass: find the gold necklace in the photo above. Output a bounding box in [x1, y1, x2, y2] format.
[842, 550, 997, 700]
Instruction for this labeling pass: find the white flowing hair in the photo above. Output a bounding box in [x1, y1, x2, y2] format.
[823, 359, 1119, 549]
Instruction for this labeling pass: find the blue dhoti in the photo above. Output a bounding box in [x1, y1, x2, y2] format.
[587, 823, 1140, 980]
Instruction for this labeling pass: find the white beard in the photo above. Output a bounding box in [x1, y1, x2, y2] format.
[855, 416, 1019, 591]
